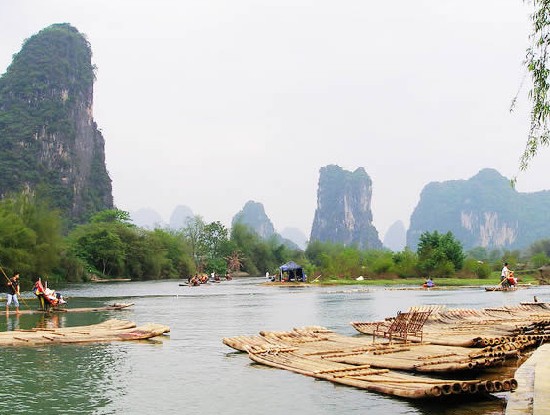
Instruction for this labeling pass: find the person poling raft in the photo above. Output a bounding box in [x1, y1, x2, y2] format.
[32, 277, 66, 311]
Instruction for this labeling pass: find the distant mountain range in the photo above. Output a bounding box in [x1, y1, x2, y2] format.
[407, 168, 550, 251]
[129, 168, 550, 253]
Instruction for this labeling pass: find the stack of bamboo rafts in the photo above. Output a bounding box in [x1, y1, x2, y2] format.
[351, 302, 550, 348]
[0, 319, 170, 346]
[223, 325, 518, 400]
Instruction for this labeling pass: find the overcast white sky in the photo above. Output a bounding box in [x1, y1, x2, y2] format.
[1, 0, 549, 239]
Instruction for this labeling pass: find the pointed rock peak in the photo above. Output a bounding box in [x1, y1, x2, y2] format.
[471, 168, 509, 184]
[5, 23, 94, 96]
[310, 165, 381, 250]
[232, 200, 275, 239]
[169, 205, 194, 228]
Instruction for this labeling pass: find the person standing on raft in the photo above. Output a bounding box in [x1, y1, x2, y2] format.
[6, 272, 21, 315]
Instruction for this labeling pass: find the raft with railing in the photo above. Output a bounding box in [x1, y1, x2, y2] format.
[351, 303, 550, 347]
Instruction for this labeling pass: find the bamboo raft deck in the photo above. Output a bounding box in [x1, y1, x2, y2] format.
[352, 303, 550, 347]
[1, 302, 134, 316]
[223, 326, 518, 400]
[224, 326, 519, 373]
[0, 319, 170, 346]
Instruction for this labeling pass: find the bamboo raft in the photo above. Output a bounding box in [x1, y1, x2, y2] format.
[249, 347, 517, 399]
[0, 319, 170, 346]
[224, 326, 520, 373]
[223, 326, 518, 400]
[1, 302, 134, 316]
[352, 303, 550, 347]
[484, 286, 519, 292]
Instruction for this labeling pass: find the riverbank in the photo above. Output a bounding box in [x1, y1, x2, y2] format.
[311, 276, 539, 287]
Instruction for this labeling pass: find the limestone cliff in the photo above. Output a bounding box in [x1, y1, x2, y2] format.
[310, 165, 382, 250]
[0, 23, 113, 224]
[407, 168, 550, 250]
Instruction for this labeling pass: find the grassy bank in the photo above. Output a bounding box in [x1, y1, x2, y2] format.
[314, 274, 539, 287]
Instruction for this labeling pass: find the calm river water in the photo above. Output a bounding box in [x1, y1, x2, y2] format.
[0, 278, 548, 415]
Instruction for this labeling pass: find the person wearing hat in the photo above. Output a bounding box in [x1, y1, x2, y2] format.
[6, 272, 21, 315]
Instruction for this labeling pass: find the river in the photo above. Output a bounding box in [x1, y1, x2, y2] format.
[0, 278, 547, 415]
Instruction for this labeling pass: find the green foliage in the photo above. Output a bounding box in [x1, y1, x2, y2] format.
[66, 209, 193, 280]
[181, 217, 232, 275]
[530, 252, 549, 268]
[463, 258, 492, 279]
[369, 251, 394, 275]
[417, 231, 465, 277]
[182, 215, 206, 270]
[0, 192, 63, 280]
[91, 209, 133, 224]
[516, 1, 550, 173]
[306, 240, 394, 278]
[528, 239, 550, 257]
[391, 248, 419, 277]
[229, 223, 299, 276]
[0, 23, 112, 227]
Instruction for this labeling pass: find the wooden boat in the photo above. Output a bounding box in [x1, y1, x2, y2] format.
[0, 319, 169, 346]
[1, 302, 134, 316]
[223, 326, 518, 400]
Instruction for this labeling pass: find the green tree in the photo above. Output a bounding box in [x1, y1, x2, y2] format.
[530, 252, 549, 268]
[528, 239, 550, 257]
[0, 192, 63, 279]
[391, 248, 418, 278]
[182, 215, 206, 270]
[417, 231, 465, 277]
[69, 223, 125, 276]
[199, 221, 231, 275]
[463, 258, 491, 279]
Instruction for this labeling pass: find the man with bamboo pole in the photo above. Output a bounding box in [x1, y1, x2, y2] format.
[5, 272, 21, 315]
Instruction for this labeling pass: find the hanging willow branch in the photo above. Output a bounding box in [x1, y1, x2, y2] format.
[520, 0, 550, 175]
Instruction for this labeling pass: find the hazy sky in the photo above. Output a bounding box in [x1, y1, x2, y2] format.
[2, 1, 549, 239]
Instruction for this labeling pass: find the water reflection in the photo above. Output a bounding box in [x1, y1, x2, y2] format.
[0, 343, 131, 414]
[5, 314, 20, 332]
[34, 313, 65, 330]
